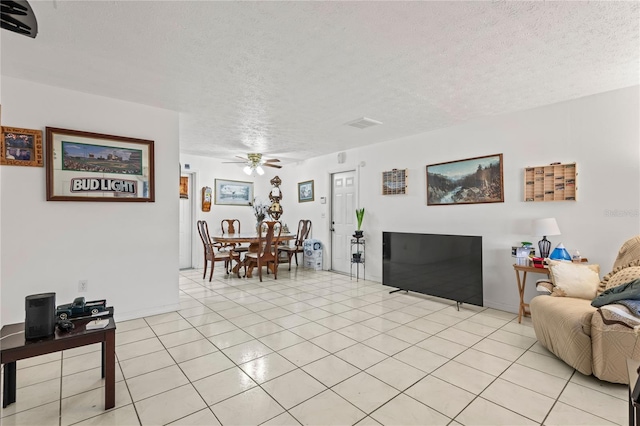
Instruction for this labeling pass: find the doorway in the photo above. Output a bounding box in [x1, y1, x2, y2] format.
[179, 172, 194, 269]
[330, 170, 356, 274]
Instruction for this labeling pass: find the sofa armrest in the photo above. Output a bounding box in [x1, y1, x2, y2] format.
[530, 296, 596, 376]
[591, 309, 640, 384]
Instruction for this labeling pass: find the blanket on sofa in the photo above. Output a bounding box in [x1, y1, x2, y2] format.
[591, 279, 640, 332]
[617, 300, 640, 317]
[591, 278, 640, 307]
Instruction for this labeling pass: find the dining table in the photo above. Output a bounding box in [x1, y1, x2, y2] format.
[210, 232, 295, 278]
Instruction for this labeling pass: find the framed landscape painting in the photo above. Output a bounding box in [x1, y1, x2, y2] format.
[426, 154, 504, 206]
[215, 179, 253, 206]
[298, 180, 314, 202]
[46, 127, 155, 202]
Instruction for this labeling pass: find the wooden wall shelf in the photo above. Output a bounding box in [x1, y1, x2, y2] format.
[524, 163, 577, 202]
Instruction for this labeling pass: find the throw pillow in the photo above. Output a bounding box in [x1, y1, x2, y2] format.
[547, 259, 600, 299]
[598, 259, 640, 294]
[604, 266, 640, 291]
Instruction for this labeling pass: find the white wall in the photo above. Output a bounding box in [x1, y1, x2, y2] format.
[274, 87, 640, 313]
[4, 81, 634, 326]
[1, 77, 181, 325]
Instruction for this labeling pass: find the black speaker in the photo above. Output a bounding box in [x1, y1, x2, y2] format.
[25, 293, 56, 340]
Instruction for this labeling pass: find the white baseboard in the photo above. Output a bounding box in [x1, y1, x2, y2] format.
[114, 302, 182, 323]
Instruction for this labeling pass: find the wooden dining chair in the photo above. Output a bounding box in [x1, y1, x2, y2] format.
[278, 219, 312, 270]
[197, 220, 240, 281]
[221, 219, 249, 255]
[245, 221, 282, 282]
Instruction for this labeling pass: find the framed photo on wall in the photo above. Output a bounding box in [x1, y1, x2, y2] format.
[179, 176, 189, 199]
[201, 186, 212, 212]
[46, 127, 155, 202]
[426, 153, 504, 206]
[214, 179, 253, 206]
[1, 126, 43, 167]
[382, 169, 407, 195]
[298, 180, 314, 203]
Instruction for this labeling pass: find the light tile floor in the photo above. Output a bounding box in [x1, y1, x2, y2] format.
[1, 267, 629, 425]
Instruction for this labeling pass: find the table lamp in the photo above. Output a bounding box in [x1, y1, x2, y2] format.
[533, 218, 561, 258]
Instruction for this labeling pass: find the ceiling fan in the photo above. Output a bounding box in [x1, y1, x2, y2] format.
[1, 0, 38, 38]
[223, 153, 282, 175]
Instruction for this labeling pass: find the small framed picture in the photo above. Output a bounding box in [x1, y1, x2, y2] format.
[1, 126, 43, 167]
[382, 169, 407, 195]
[215, 179, 253, 206]
[298, 180, 314, 203]
[179, 176, 189, 199]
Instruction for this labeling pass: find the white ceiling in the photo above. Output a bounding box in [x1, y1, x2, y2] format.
[2, 1, 639, 163]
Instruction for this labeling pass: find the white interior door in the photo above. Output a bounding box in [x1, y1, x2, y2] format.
[179, 173, 193, 269]
[331, 170, 356, 274]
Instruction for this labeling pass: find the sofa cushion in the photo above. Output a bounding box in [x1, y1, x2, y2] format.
[612, 235, 640, 271]
[547, 260, 600, 299]
[530, 296, 596, 376]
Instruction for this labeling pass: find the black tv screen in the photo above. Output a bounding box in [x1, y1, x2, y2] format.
[382, 232, 483, 306]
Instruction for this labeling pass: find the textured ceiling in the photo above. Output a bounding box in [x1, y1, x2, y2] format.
[2, 1, 638, 163]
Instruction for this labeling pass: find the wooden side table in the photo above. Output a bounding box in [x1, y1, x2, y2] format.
[513, 264, 550, 323]
[1, 315, 116, 410]
[513, 259, 590, 323]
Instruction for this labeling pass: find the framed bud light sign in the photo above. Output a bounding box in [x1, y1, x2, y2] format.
[46, 127, 154, 202]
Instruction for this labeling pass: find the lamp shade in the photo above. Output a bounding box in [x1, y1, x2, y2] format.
[533, 218, 561, 236]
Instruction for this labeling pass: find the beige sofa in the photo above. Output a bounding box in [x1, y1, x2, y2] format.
[530, 236, 640, 384]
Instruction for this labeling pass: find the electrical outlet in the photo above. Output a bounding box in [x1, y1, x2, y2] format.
[78, 280, 88, 292]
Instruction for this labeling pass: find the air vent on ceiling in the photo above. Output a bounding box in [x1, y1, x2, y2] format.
[345, 117, 383, 129]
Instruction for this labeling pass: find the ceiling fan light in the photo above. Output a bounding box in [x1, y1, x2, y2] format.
[243, 166, 252, 175]
[256, 166, 265, 175]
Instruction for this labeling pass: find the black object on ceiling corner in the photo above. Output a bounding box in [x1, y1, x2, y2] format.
[1, 0, 38, 38]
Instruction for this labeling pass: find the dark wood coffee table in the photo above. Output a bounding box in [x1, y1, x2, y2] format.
[1, 314, 116, 409]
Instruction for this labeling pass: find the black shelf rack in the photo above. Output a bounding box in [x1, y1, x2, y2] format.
[350, 237, 365, 281]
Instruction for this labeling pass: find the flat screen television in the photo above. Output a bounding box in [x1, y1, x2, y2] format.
[382, 232, 483, 307]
